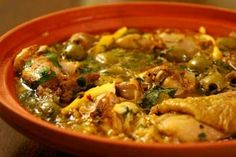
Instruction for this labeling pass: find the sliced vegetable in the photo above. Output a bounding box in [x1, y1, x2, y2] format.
[113, 27, 128, 39]
[94, 27, 127, 53]
[61, 82, 115, 114]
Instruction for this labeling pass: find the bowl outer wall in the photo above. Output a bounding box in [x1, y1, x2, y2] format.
[0, 2, 236, 157]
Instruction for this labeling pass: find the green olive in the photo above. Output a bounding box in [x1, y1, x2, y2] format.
[217, 37, 236, 51]
[200, 71, 225, 94]
[230, 77, 236, 87]
[187, 55, 211, 72]
[165, 48, 190, 62]
[226, 71, 236, 87]
[64, 43, 87, 60]
[69, 33, 96, 49]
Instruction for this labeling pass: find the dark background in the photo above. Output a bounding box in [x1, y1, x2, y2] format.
[1, 0, 236, 35]
[0, 0, 235, 156]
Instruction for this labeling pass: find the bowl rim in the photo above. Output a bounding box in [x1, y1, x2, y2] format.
[1, 1, 236, 39]
[1, 1, 236, 151]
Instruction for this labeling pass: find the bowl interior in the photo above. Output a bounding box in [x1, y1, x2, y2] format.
[1, 2, 236, 157]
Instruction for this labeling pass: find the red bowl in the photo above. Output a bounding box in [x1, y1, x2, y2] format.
[0, 2, 236, 157]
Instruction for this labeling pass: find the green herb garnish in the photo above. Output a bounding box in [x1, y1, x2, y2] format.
[38, 67, 56, 84]
[140, 86, 176, 110]
[24, 60, 33, 69]
[44, 51, 61, 68]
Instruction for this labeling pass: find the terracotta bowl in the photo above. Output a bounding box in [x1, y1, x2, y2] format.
[0, 2, 236, 157]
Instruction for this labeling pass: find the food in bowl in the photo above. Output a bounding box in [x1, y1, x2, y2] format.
[14, 27, 236, 143]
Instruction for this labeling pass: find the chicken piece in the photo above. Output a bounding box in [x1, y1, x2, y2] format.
[22, 56, 62, 85]
[81, 73, 100, 87]
[132, 114, 163, 143]
[143, 65, 196, 97]
[143, 65, 170, 84]
[21, 51, 99, 103]
[57, 75, 79, 103]
[90, 92, 124, 134]
[112, 102, 142, 134]
[14, 45, 39, 72]
[62, 82, 116, 114]
[14, 45, 48, 72]
[60, 60, 80, 75]
[158, 91, 236, 134]
[157, 114, 227, 142]
[50, 73, 99, 104]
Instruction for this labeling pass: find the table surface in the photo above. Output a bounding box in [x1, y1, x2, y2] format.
[0, 118, 78, 157]
[1, 0, 236, 157]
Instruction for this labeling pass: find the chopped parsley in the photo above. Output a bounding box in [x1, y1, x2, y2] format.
[140, 86, 176, 110]
[24, 60, 33, 69]
[44, 51, 61, 68]
[38, 67, 56, 84]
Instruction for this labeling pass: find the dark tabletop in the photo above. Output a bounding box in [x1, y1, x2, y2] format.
[1, 0, 235, 157]
[0, 118, 78, 157]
